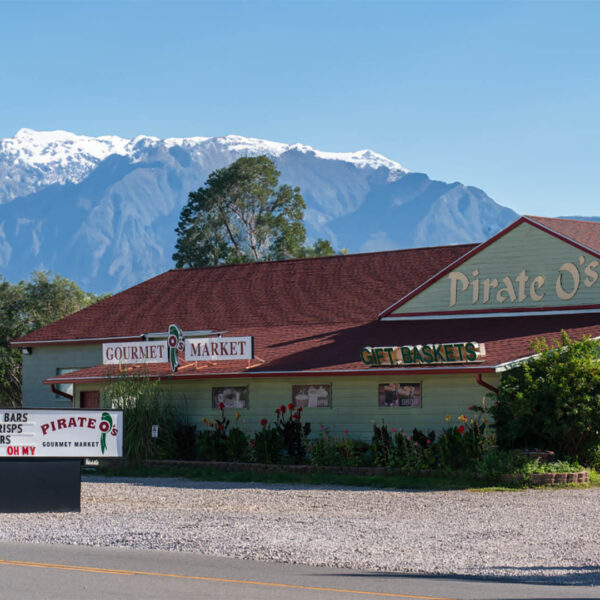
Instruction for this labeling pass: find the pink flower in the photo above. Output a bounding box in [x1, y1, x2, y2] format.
[391, 427, 396, 433]
[426, 439, 431, 445]
[344, 430, 349, 435]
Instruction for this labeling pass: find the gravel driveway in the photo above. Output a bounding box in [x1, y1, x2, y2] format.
[1, 476, 599, 585]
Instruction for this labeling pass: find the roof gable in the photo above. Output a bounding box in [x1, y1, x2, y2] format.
[382, 217, 600, 319]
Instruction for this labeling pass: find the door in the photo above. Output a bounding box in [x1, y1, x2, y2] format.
[80, 391, 100, 409]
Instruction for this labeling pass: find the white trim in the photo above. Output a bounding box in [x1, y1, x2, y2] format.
[381, 308, 600, 321]
[12, 335, 143, 346]
[46, 365, 497, 383]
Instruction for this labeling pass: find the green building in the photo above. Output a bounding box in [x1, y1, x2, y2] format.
[13, 216, 600, 438]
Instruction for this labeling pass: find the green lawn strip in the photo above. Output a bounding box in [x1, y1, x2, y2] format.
[92, 463, 528, 490]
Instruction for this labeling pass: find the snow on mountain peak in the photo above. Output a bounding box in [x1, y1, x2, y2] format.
[0, 129, 408, 203]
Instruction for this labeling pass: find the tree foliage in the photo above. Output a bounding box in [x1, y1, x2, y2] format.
[492, 332, 600, 462]
[0, 272, 105, 407]
[173, 155, 334, 268]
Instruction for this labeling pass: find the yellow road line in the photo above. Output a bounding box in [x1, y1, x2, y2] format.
[0, 558, 458, 599]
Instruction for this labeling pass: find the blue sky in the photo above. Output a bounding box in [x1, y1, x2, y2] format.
[1, 0, 599, 217]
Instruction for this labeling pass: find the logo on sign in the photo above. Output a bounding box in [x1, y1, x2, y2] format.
[167, 324, 185, 372]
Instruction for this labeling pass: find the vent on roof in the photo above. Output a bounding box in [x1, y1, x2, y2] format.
[143, 330, 223, 340]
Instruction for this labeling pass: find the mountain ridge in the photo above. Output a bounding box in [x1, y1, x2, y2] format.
[0, 129, 518, 293]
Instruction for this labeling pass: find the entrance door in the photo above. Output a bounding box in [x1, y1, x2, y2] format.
[80, 391, 100, 409]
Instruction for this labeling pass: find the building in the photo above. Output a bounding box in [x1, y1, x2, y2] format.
[12, 216, 600, 438]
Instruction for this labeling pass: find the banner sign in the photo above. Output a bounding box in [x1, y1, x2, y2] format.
[361, 342, 485, 367]
[185, 336, 253, 361]
[0, 409, 123, 458]
[103, 341, 166, 365]
[102, 328, 254, 369]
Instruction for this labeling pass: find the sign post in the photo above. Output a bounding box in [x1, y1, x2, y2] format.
[0, 408, 123, 513]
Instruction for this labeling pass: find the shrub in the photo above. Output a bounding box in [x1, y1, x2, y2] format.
[102, 370, 182, 462]
[225, 427, 251, 462]
[174, 424, 197, 460]
[275, 403, 311, 464]
[252, 419, 283, 464]
[309, 427, 371, 467]
[492, 332, 600, 463]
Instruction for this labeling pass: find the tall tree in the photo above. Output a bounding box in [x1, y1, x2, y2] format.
[173, 156, 334, 268]
[0, 272, 105, 407]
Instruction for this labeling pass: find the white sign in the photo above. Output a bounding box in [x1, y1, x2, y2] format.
[185, 336, 253, 361]
[151, 424, 159, 438]
[103, 341, 167, 365]
[0, 409, 123, 458]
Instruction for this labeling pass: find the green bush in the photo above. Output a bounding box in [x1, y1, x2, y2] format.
[309, 427, 370, 467]
[251, 420, 283, 464]
[102, 371, 182, 462]
[174, 424, 197, 460]
[274, 404, 311, 464]
[492, 332, 600, 463]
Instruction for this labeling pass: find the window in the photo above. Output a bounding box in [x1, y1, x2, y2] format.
[292, 385, 331, 408]
[212, 387, 248, 409]
[378, 383, 421, 408]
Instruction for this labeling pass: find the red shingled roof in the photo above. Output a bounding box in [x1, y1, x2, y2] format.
[45, 312, 600, 383]
[526, 216, 600, 255]
[15, 244, 475, 344]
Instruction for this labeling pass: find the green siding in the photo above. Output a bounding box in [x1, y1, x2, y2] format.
[77, 372, 499, 440]
[22, 344, 102, 408]
[393, 222, 600, 314]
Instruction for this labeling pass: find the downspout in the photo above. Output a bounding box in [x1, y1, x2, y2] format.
[476, 373, 498, 395]
[51, 384, 74, 404]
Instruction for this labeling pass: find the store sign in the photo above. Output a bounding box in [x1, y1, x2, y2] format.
[448, 257, 600, 308]
[185, 336, 253, 361]
[103, 341, 167, 364]
[102, 326, 254, 370]
[0, 409, 123, 458]
[361, 342, 485, 367]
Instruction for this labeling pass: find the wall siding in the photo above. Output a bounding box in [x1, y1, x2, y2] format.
[76, 372, 499, 440]
[393, 222, 600, 314]
[22, 344, 102, 408]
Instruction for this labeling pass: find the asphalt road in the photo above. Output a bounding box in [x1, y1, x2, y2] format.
[0, 542, 597, 600]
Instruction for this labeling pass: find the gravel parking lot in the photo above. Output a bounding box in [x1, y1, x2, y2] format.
[1, 476, 599, 585]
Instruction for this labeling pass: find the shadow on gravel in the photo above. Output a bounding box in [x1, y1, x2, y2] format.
[328, 566, 600, 587]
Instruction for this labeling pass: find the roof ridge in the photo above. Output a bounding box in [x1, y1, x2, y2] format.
[169, 242, 479, 274]
[525, 215, 600, 226]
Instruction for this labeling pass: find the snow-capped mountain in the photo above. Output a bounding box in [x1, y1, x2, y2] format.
[0, 129, 518, 293]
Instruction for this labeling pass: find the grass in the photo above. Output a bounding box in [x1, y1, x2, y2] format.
[93, 463, 528, 491]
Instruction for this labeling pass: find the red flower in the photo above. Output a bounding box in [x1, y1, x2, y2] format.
[280, 405, 286, 414]
[260, 418, 268, 427]
[344, 429, 349, 435]
[218, 402, 225, 410]
[293, 413, 301, 420]
[275, 408, 280, 414]
[457, 425, 465, 434]
[288, 403, 294, 411]
[218, 423, 224, 431]
[468, 405, 475, 411]
[297, 406, 303, 413]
